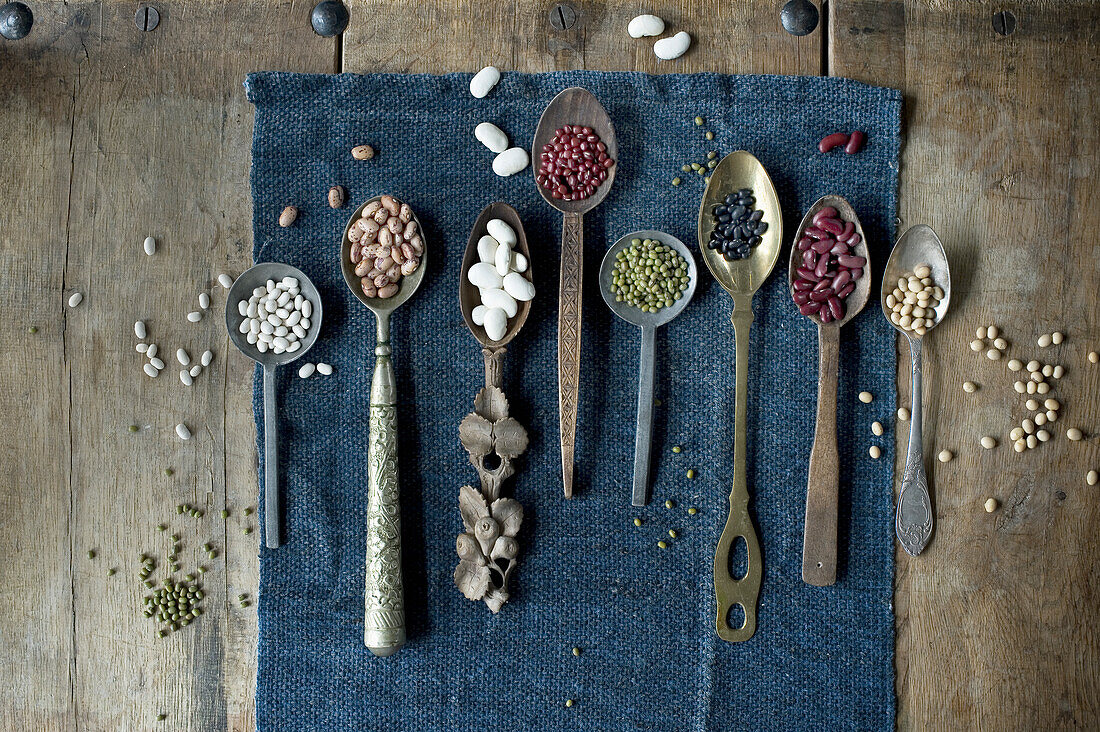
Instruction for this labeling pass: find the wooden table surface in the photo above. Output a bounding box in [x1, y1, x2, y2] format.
[1, 1, 1097, 729]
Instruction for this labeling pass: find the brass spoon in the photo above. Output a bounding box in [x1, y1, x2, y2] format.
[339, 195, 429, 658]
[531, 87, 618, 498]
[598, 230, 697, 507]
[455, 202, 532, 611]
[697, 151, 783, 643]
[880, 224, 951, 556]
[788, 196, 872, 586]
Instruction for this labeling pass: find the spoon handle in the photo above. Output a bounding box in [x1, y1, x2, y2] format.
[262, 364, 281, 549]
[631, 325, 657, 506]
[801, 326, 840, 585]
[364, 313, 406, 657]
[896, 337, 933, 555]
[558, 211, 584, 498]
[714, 303, 762, 643]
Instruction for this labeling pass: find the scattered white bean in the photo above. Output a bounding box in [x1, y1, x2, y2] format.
[1026, 434, 1038, 449]
[984, 498, 998, 513]
[1089, 351, 1098, 364]
[143, 236, 156, 256]
[199, 292, 210, 310]
[1022, 419, 1035, 434]
[176, 348, 190, 366]
[149, 357, 165, 370]
[1010, 427, 1025, 440]
[147, 343, 157, 359]
[969, 339, 984, 352]
[143, 363, 158, 378]
[628, 13, 665, 38]
[1036, 429, 1051, 442]
[298, 362, 316, 378]
[218, 273, 234, 289]
[469, 66, 501, 98]
[1052, 365, 1064, 379]
[492, 147, 529, 177]
[136, 343, 148, 353]
[975, 327, 988, 339]
[1044, 398, 1060, 411]
[189, 365, 201, 378]
[180, 369, 193, 386]
[653, 31, 692, 61]
[316, 362, 333, 376]
[897, 407, 910, 421]
[1013, 438, 1026, 453]
[981, 436, 996, 449]
[1041, 364, 1053, 377]
[187, 311, 202, 323]
[963, 381, 977, 393]
[1026, 360, 1040, 372]
[985, 348, 1002, 361]
[1046, 410, 1058, 423]
[201, 350, 213, 367]
[937, 450, 953, 463]
[1067, 428, 1083, 441]
[1051, 331, 1063, 345]
[1026, 399, 1040, 411]
[993, 337, 1007, 350]
[134, 320, 146, 339]
[1037, 333, 1052, 348]
[474, 122, 509, 154]
[871, 421, 884, 436]
[68, 292, 83, 308]
[1036, 382, 1050, 394]
[987, 325, 999, 339]
[869, 445, 881, 459]
[175, 423, 191, 441]
[1013, 381, 1026, 393]
[1007, 359, 1022, 371]
[858, 391, 873, 404]
[1087, 470, 1098, 486]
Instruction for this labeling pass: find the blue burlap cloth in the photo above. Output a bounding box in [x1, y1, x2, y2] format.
[245, 71, 901, 732]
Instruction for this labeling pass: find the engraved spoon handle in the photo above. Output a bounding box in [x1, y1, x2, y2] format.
[558, 211, 584, 498]
[714, 303, 762, 643]
[364, 312, 406, 657]
[896, 336, 933, 555]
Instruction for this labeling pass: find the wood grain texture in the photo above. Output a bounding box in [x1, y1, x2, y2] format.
[830, 1, 1100, 728]
[0, 1, 332, 729]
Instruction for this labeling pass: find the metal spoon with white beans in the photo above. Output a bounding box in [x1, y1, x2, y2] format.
[880, 224, 952, 556]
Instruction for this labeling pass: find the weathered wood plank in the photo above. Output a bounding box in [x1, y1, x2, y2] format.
[0, 3, 85, 728]
[830, 1, 1100, 729]
[0, 1, 331, 729]
[342, 0, 820, 75]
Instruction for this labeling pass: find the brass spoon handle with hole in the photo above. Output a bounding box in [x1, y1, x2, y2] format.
[802, 325, 839, 585]
[558, 211, 584, 498]
[363, 312, 406, 657]
[714, 302, 762, 642]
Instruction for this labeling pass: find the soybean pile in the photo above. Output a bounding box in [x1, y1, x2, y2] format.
[609, 238, 690, 313]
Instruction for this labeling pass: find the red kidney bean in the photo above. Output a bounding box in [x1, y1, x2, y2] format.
[812, 206, 838, 225]
[820, 308, 833, 323]
[799, 302, 821, 316]
[793, 279, 814, 291]
[845, 130, 866, 154]
[837, 254, 866, 268]
[818, 132, 849, 153]
[836, 283, 855, 299]
[812, 277, 832, 292]
[811, 238, 834, 254]
[796, 266, 820, 282]
[849, 267, 862, 281]
[798, 237, 814, 251]
[817, 218, 844, 236]
[793, 291, 811, 305]
[814, 255, 830, 278]
[810, 288, 832, 302]
[802, 250, 817, 268]
[805, 226, 829, 240]
[845, 233, 861, 248]
[839, 221, 854, 240]
[830, 241, 850, 255]
[827, 296, 844, 320]
[832, 269, 851, 290]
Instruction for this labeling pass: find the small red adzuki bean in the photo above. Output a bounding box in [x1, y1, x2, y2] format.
[845, 130, 866, 154]
[818, 132, 850, 153]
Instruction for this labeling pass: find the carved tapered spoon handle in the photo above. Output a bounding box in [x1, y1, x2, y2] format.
[802, 325, 840, 585]
[558, 211, 584, 497]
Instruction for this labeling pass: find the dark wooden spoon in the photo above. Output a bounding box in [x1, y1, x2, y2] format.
[531, 87, 618, 498]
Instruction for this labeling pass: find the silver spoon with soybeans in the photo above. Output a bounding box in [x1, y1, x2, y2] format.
[880, 224, 952, 557]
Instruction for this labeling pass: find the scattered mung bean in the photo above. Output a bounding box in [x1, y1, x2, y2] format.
[688, 507, 698, 515]
[664, 500, 673, 509]
[633, 518, 642, 527]
[657, 540, 668, 549]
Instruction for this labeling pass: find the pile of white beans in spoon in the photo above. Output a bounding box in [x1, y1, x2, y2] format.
[234, 276, 313, 355]
[465, 218, 535, 342]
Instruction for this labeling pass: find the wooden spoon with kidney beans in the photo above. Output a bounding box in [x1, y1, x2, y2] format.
[787, 195, 871, 587]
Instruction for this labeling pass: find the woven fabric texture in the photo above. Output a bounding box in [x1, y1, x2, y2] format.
[245, 71, 902, 732]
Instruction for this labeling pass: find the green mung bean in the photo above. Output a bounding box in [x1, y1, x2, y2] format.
[128, 425, 139, 433]
[694, 116, 704, 126]
[657, 540, 668, 549]
[221, 509, 229, 519]
[705, 131, 714, 140]
[633, 517, 642, 527]
[165, 468, 174, 477]
[28, 326, 37, 333]
[671, 178, 681, 186]
[608, 238, 690, 314]
[672, 446, 682, 453]
[175, 504, 183, 513]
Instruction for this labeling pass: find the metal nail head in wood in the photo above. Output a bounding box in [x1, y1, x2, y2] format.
[0, 1, 33, 40]
[135, 5, 160, 32]
[992, 10, 1016, 36]
[549, 3, 576, 30]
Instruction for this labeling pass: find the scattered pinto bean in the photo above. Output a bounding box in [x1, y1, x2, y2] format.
[279, 206, 298, 227]
[351, 144, 375, 160]
[818, 132, 850, 153]
[328, 185, 346, 208]
[845, 131, 866, 154]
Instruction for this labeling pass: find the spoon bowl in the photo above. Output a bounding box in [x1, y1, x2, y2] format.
[599, 230, 697, 506]
[788, 195, 872, 328]
[696, 150, 782, 644]
[460, 202, 532, 348]
[698, 151, 783, 298]
[882, 224, 951, 557]
[225, 262, 323, 551]
[338, 194, 430, 658]
[531, 86, 618, 498]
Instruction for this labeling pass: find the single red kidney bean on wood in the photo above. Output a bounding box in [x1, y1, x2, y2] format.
[818, 132, 850, 153]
